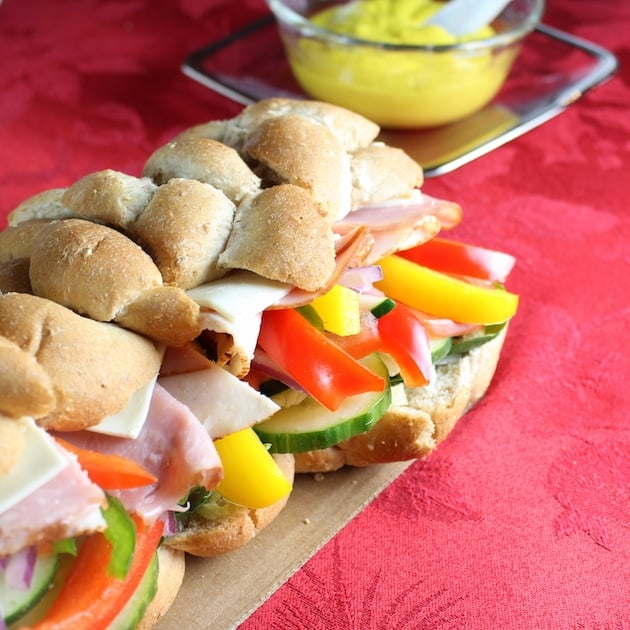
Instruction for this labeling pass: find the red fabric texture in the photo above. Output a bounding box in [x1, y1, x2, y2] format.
[1, 0, 628, 628]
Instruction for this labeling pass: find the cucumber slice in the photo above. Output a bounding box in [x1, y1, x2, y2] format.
[1, 552, 58, 625]
[430, 337, 453, 363]
[449, 322, 506, 355]
[109, 551, 159, 630]
[254, 354, 391, 453]
[380, 338, 452, 382]
[370, 297, 396, 319]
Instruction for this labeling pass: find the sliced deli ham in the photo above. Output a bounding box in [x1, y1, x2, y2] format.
[272, 193, 460, 309]
[335, 192, 463, 265]
[59, 384, 223, 521]
[0, 444, 107, 556]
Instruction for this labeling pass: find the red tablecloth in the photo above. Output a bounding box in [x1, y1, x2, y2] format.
[1, 1, 628, 628]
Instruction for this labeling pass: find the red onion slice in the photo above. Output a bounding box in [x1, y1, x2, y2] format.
[2, 546, 37, 590]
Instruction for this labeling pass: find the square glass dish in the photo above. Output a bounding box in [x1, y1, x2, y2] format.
[182, 14, 617, 177]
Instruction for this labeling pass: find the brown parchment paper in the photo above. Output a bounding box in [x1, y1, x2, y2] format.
[154, 460, 413, 630]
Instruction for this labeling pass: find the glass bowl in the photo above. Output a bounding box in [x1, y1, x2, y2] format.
[266, 0, 545, 128]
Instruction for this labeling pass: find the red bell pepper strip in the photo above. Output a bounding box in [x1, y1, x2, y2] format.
[26, 516, 163, 630]
[258, 308, 385, 411]
[327, 310, 383, 359]
[397, 237, 516, 283]
[55, 437, 158, 490]
[329, 305, 433, 386]
[377, 302, 433, 388]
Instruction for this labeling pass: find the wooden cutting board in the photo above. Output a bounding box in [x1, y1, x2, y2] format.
[155, 461, 413, 630]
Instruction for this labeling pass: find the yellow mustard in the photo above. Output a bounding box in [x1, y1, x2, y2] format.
[285, 0, 518, 128]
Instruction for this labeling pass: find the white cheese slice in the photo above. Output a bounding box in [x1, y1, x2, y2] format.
[390, 382, 408, 408]
[87, 373, 158, 439]
[0, 418, 68, 515]
[186, 270, 292, 322]
[159, 364, 280, 439]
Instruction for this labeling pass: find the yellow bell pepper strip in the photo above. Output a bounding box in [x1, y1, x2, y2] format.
[397, 237, 516, 282]
[309, 284, 361, 336]
[258, 308, 386, 411]
[377, 302, 433, 387]
[213, 427, 292, 509]
[28, 515, 163, 630]
[375, 254, 519, 325]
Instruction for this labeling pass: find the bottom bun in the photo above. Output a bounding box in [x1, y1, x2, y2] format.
[138, 546, 186, 629]
[163, 454, 295, 557]
[294, 328, 507, 472]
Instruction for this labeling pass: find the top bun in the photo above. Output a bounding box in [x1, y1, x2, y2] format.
[0, 335, 55, 420]
[4, 99, 427, 298]
[0, 293, 162, 431]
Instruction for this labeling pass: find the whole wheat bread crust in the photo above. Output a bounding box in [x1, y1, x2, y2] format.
[0, 292, 163, 431]
[163, 454, 295, 558]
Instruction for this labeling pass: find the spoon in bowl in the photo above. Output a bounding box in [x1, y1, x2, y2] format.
[422, 0, 512, 37]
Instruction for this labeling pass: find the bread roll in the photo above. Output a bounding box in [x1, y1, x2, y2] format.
[0, 258, 32, 293]
[218, 184, 336, 292]
[242, 115, 353, 221]
[28, 219, 201, 346]
[155, 99, 426, 225]
[130, 178, 236, 289]
[30, 219, 163, 321]
[0, 220, 52, 262]
[61, 169, 157, 228]
[0, 335, 55, 420]
[171, 119, 229, 144]
[6, 170, 155, 235]
[7, 188, 73, 226]
[164, 454, 295, 557]
[223, 97, 380, 152]
[0, 293, 162, 431]
[143, 137, 261, 204]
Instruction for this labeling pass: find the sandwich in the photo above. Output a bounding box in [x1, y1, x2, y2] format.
[0, 97, 518, 628]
